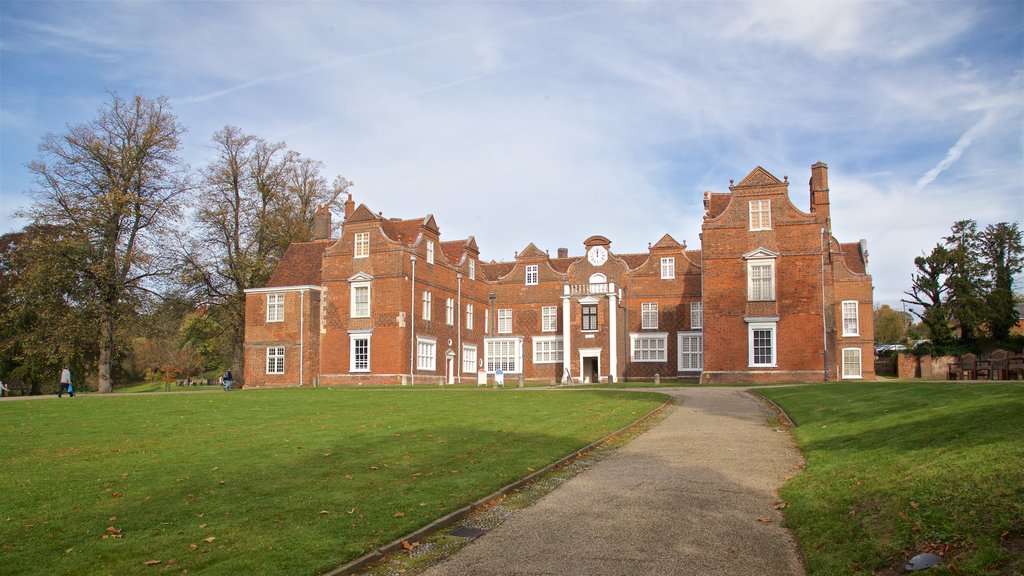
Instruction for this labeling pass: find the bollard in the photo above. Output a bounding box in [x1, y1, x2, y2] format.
[654, 373, 660, 385]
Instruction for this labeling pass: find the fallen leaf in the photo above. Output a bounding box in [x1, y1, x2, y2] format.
[401, 540, 413, 550]
[189, 544, 198, 550]
[199, 524, 207, 529]
[394, 511, 405, 518]
[106, 526, 122, 534]
[527, 467, 535, 472]
[211, 467, 219, 471]
[911, 501, 920, 509]
[100, 535, 108, 540]
[319, 510, 330, 515]
[65, 548, 73, 553]
[344, 475, 353, 480]
[203, 537, 216, 543]
[756, 517, 773, 524]
[347, 508, 355, 515]
[166, 559, 176, 565]
[120, 473, 129, 478]
[109, 516, 117, 521]
[112, 492, 122, 499]
[143, 560, 161, 566]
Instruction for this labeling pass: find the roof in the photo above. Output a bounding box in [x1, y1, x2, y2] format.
[618, 253, 648, 269]
[266, 240, 330, 287]
[380, 217, 423, 246]
[440, 240, 466, 264]
[651, 234, 683, 250]
[704, 192, 731, 219]
[480, 261, 516, 281]
[839, 242, 867, 275]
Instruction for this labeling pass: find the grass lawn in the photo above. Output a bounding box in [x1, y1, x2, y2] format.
[757, 382, 1024, 575]
[0, 387, 666, 575]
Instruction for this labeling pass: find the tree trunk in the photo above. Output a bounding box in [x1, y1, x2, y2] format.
[97, 319, 114, 394]
[232, 322, 245, 387]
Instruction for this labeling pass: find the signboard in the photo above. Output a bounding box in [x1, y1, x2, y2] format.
[494, 369, 504, 386]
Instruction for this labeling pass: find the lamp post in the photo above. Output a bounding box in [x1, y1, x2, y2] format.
[488, 293, 496, 337]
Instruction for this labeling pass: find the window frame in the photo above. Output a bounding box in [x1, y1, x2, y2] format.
[581, 303, 598, 332]
[266, 346, 285, 374]
[748, 321, 777, 367]
[349, 333, 371, 372]
[266, 293, 285, 323]
[541, 306, 558, 332]
[350, 282, 370, 318]
[426, 240, 434, 264]
[532, 336, 564, 364]
[497, 308, 512, 334]
[468, 259, 475, 280]
[842, 347, 863, 379]
[416, 337, 436, 371]
[462, 344, 477, 374]
[749, 199, 772, 231]
[422, 291, 432, 321]
[525, 265, 538, 286]
[466, 304, 474, 330]
[677, 332, 703, 372]
[842, 301, 860, 337]
[630, 332, 668, 362]
[641, 302, 658, 330]
[690, 302, 703, 330]
[445, 297, 454, 326]
[660, 257, 675, 280]
[484, 337, 520, 374]
[747, 260, 776, 301]
[354, 232, 370, 258]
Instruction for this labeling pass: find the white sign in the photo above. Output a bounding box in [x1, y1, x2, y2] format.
[494, 369, 504, 386]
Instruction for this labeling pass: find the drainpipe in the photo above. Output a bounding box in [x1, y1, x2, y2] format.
[457, 272, 463, 384]
[489, 293, 496, 337]
[299, 289, 305, 387]
[410, 254, 417, 386]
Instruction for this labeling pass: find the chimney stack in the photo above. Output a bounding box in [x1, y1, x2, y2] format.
[557, 247, 568, 259]
[344, 193, 355, 221]
[311, 204, 332, 240]
[809, 161, 830, 227]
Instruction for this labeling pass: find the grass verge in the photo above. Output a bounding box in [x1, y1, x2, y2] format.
[0, 387, 665, 575]
[757, 382, 1024, 575]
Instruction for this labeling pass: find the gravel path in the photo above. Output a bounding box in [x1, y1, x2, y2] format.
[420, 387, 806, 576]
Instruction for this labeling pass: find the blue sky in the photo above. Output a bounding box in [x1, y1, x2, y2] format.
[1, 1, 1022, 309]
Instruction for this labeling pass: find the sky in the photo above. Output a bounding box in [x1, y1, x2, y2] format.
[1, 1, 1022, 309]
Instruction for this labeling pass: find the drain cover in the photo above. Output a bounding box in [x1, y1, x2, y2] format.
[449, 526, 489, 539]
[905, 552, 942, 571]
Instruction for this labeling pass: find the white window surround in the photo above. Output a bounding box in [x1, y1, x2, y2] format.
[416, 337, 436, 371]
[422, 291, 432, 321]
[747, 320, 778, 367]
[349, 333, 371, 372]
[749, 199, 771, 231]
[266, 293, 285, 322]
[660, 257, 675, 280]
[266, 346, 285, 374]
[426, 240, 434, 264]
[446, 298, 454, 326]
[497, 308, 512, 334]
[630, 332, 668, 362]
[526, 265, 538, 286]
[354, 232, 370, 258]
[842, 347, 863, 379]
[485, 337, 521, 373]
[468, 260, 475, 280]
[541, 306, 558, 332]
[350, 283, 370, 318]
[690, 302, 703, 330]
[744, 248, 778, 302]
[532, 335, 564, 364]
[842, 301, 859, 337]
[642, 302, 658, 330]
[467, 304, 474, 330]
[462, 345, 477, 373]
[677, 332, 703, 372]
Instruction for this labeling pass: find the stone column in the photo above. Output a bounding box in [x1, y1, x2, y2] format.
[562, 286, 572, 383]
[608, 284, 617, 383]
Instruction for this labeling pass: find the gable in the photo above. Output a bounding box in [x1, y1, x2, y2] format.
[517, 243, 548, 259]
[346, 204, 379, 223]
[734, 166, 783, 188]
[651, 233, 682, 250]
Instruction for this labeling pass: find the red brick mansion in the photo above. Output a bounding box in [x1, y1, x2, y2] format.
[243, 162, 874, 387]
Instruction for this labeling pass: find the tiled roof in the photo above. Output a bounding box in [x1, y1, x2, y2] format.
[549, 257, 577, 273]
[618, 253, 649, 269]
[266, 240, 330, 287]
[440, 240, 466, 264]
[480, 261, 516, 281]
[380, 218, 423, 246]
[705, 192, 731, 219]
[840, 242, 867, 275]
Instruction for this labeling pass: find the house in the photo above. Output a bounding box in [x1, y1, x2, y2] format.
[243, 162, 874, 386]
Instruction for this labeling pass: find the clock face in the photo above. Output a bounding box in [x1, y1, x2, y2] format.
[588, 246, 608, 266]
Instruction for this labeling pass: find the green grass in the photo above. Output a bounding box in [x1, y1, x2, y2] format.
[113, 381, 221, 393]
[0, 388, 665, 575]
[757, 382, 1024, 575]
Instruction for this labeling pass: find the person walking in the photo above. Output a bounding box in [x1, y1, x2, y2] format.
[222, 370, 233, 391]
[58, 366, 74, 398]
[0, 381, 9, 397]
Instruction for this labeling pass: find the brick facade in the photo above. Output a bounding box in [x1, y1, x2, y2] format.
[244, 163, 875, 387]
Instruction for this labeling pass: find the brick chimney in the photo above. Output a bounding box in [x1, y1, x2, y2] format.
[557, 247, 568, 259]
[809, 161, 830, 227]
[311, 204, 331, 240]
[343, 193, 355, 221]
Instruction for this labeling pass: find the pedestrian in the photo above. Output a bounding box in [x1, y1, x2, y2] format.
[222, 370, 233, 391]
[58, 366, 74, 398]
[0, 381, 9, 397]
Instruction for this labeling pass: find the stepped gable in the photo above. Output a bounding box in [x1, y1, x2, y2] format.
[516, 243, 548, 259]
[840, 242, 867, 274]
[266, 240, 330, 287]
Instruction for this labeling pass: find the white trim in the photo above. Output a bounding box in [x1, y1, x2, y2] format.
[677, 331, 703, 372]
[446, 297, 455, 326]
[354, 232, 370, 258]
[350, 282, 370, 318]
[747, 259, 776, 302]
[749, 199, 772, 231]
[349, 333, 371, 372]
[466, 304, 474, 330]
[842, 300, 860, 337]
[462, 344, 478, 374]
[416, 337, 437, 371]
[630, 332, 668, 362]
[266, 346, 285, 374]
[532, 335, 564, 364]
[842, 347, 863, 379]
[660, 257, 675, 279]
[525, 265, 538, 286]
[690, 302, 703, 330]
[641, 302, 658, 330]
[246, 285, 323, 294]
[748, 321, 777, 367]
[485, 337, 522, 374]
[541, 305, 558, 332]
[422, 290, 432, 321]
[497, 308, 512, 334]
[426, 240, 435, 264]
[266, 293, 285, 323]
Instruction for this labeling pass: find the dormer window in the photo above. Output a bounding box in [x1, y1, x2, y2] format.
[660, 257, 675, 279]
[749, 200, 771, 231]
[526, 265, 538, 286]
[354, 232, 369, 258]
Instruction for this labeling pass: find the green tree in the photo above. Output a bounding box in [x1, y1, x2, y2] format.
[980, 222, 1024, 341]
[903, 244, 954, 348]
[943, 220, 988, 343]
[179, 126, 350, 383]
[21, 93, 188, 393]
[873, 304, 910, 344]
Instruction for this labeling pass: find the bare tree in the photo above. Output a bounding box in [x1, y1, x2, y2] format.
[22, 93, 188, 393]
[180, 126, 350, 383]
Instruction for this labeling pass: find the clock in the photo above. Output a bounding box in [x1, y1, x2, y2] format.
[587, 246, 608, 267]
